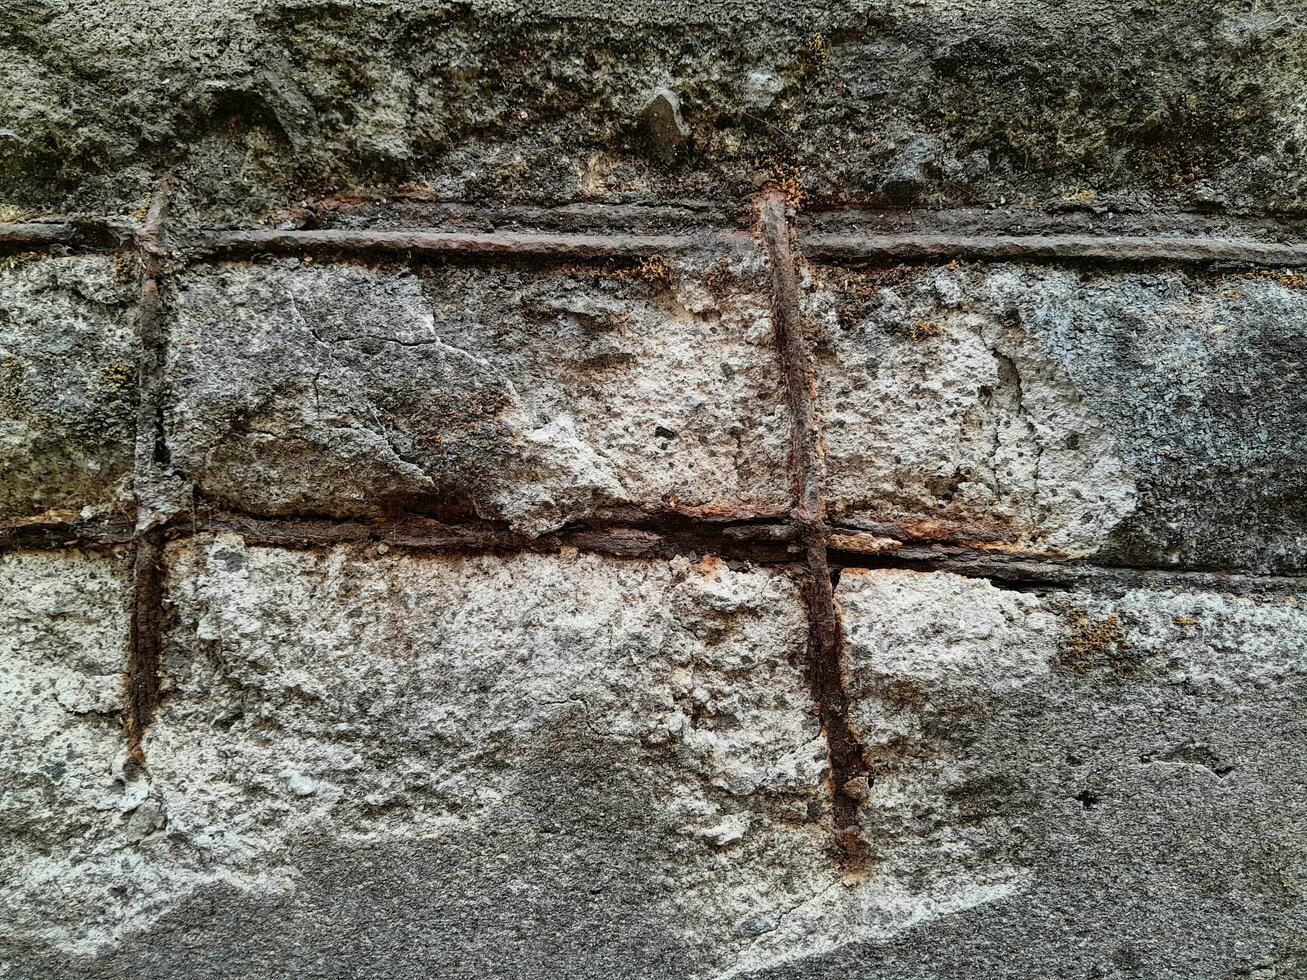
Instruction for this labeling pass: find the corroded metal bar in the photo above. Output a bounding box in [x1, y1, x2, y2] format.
[124, 531, 164, 765]
[0, 519, 136, 550]
[0, 222, 76, 244]
[125, 181, 172, 765]
[0, 219, 134, 251]
[827, 540, 1307, 596]
[761, 191, 824, 523]
[3, 509, 1303, 594]
[193, 512, 799, 564]
[761, 189, 869, 868]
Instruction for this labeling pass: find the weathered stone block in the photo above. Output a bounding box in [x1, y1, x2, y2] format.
[5, 2, 1304, 219]
[815, 568, 1307, 979]
[0, 549, 135, 963]
[0, 256, 137, 520]
[809, 263, 1307, 571]
[166, 256, 789, 531]
[4, 541, 845, 977]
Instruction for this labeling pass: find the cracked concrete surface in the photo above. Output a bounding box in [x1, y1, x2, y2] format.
[4, 2, 1307, 976]
[165, 256, 789, 532]
[808, 262, 1307, 571]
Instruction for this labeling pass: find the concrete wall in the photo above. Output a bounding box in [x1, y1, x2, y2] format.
[2, 3, 1306, 977]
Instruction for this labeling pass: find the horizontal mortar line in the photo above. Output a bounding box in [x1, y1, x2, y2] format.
[192, 511, 801, 559]
[180, 228, 757, 259]
[0, 510, 800, 558]
[8, 219, 1307, 268]
[797, 204, 1307, 235]
[0, 519, 137, 549]
[3, 513, 1304, 592]
[802, 232, 1307, 267]
[833, 543, 1307, 595]
[0, 221, 75, 243]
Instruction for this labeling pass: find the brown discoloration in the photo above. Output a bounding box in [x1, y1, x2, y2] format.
[123, 181, 172, 764]
[184, 510, 801, 567]
[761, 188, 870, 867]
[834, 514, 1023, 549]
[828, 532, 901, 555]
[760, 189, 823, 523]
[0, 517, 135, 550]
[124, 531, 164, 764]
[798, 527, 871, 867]
[612, 254, 673, 287]
[692, 554, 726, 575]
[805, 232, 1307, 267]
[3, 509, 1302, 596]
[1057, 610, 1137, 676]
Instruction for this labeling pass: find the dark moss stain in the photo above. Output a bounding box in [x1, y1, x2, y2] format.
[923, 3, 1307, 205]
[7, 3, 1306, 216]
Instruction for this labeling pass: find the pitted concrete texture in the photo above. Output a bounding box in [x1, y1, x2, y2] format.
[794, 568, 1307, 980]
[5, 1, 1307, 220]
[165, 256, 789, 531]
[2, 544, 1019, 979]
[808, 262, 1307, 571]
[6, 546, 1305, 977]
[0, 256, 138, 520]
[0, 549, 136, 970]
[1, 543, 832, 977]
[5, 1, 1307, 977]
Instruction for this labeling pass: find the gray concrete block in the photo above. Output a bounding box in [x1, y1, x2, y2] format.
[165, 257, 790, 530]
[810, 263, 1307, 572]
[0, 256, 137, 520]
[0, 549, 136, 968]
[5, 2, 1304, 218]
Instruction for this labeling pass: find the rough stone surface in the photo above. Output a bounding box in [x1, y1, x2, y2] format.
[0, 549, 135, 970]
[804, 568, 1307, 980]
[6, 2, 1307, 977]
[0, 255, 138, 520]
[165, 255, 789, 531]
[2, 542, 835, 977]
[809, 262, 1307, 571]
[6, 546, 1307, 977]
[5, 1, 1307, 220]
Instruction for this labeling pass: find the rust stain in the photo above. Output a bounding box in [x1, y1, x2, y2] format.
[124, 532, 165, 765]
[828, 532, 902, 554]
[693, 554, 726, 577]
[798, 526, 871, 870]
[760, 188, 871, 869]
[123, 179, 172, 766]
